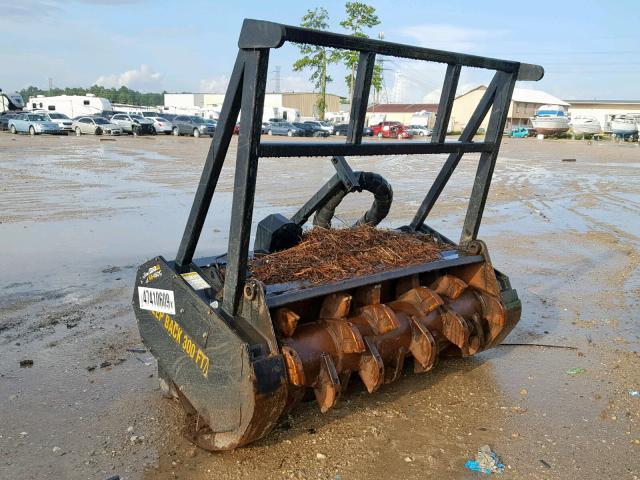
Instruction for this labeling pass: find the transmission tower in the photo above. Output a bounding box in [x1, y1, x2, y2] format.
[273, 66, 281, 93]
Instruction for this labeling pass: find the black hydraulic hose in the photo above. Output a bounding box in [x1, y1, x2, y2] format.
[313, 171, 393, 228]
[354, 172, 393, 226]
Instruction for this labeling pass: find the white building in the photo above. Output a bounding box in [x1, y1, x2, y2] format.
[163, 92, 345, 122]
[161, 93, 220, 119]
[26, 94, 112, 118]
[567, 100, 640, 132]
[164, 93, 206, 110]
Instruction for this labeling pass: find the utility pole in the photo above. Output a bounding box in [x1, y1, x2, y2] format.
[394, 71, 403, 103]
[375, 32, 385, 105]
[320, 56, 326, 120]
[273, 66, 281, 93]
[48, 77, 53, 94]
[350, 63, 356, 104]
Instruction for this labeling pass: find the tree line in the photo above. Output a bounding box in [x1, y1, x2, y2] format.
[19, 85, 165, 106]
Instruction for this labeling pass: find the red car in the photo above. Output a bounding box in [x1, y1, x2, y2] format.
[233, 123, 240, 134]
[372, 121, 412, 139]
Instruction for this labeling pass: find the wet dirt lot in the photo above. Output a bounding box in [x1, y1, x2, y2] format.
[1, 133, 639, 479]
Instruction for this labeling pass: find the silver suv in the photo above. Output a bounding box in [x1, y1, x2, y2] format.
[172, 115, 215, 137]
[110, 113, 156, 135]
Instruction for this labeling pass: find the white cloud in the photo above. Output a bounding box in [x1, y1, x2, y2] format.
[2, 0, 143, 22]
[95, 65, 162, 91]
[199, 75, 229, 93]
[383, 61, 445, 103]
[422, 89, 442, 103]
[278, 75, 312, 93]
[200, 73, 313, 94]
[380, 24, 507, 103]
[2, 1, 62, 20]
[395, 24, 506, 52]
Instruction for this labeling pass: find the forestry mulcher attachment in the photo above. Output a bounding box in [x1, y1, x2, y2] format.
[133, 19, 543, 450]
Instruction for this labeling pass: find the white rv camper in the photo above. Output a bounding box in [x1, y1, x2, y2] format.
[367, 112, 386, 126]
[262, 106, 300, 122]
[26, 94, 112, 118]
[409, 110, 433, 127]
[160, 105, 221, 120]
[1, 91, 25, 113]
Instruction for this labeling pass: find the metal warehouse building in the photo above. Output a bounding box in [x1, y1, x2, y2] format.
[450, 86, 569, 132]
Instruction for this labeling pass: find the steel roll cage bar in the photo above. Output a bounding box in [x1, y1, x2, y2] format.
[174, 19, 544, 318]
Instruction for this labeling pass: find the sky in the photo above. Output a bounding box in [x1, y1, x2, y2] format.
[2, 0, 639, 102]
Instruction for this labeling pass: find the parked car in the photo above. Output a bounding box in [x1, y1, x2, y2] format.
[158, 113, 177, 121]
[33, 111, 74, 133]
[172, 115, 215, 137]
[293, 122, 329, 137]
[0, 112, 21, 131]
[304, 120, 334, 135]
[509, 126, 530, 138]
[267, 121, 304, 137]
[406, 124, 432, 137]
[333, 123, 374, 137]
[149, 116, 173, 135]
[371, 121, 412, 139]
[8, 112, 60, 135]
[110, 113, 156, 135]
[203, 119, 217, 131]
[261, 122, 271, 134]
[72, 116, 122, 135]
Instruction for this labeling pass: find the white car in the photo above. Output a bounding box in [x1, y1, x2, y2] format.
[150, 116, 173, 135]
[72, 116, 123, 135]
[109, 113, 156, 135]
[303, 120, 334, 135]
[33, 111, 74, 133]
[406, 125, 432, 136]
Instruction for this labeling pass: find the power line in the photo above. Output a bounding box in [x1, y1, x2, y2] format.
[548, 70, 640, 74]
[489, 50, 640, 56]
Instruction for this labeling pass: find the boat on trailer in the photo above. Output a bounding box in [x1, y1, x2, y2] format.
[569, 115, 601, 136]
[531, 104, 570, 135]
[611, 115, 638, 139]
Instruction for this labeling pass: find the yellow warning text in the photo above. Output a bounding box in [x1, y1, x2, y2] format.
[150, 310, 210, 378]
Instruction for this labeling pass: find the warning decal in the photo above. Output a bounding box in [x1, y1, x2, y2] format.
[181, 271, 211, 290]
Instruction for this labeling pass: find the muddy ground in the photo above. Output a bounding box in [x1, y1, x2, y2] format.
[0, 133, 638, 479]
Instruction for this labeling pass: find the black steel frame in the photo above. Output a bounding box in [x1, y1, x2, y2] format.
[174, 19, 543, 317]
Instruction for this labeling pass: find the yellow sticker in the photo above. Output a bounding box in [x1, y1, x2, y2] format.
[150, 310, 210, 378]
[180, 271, 211, 290]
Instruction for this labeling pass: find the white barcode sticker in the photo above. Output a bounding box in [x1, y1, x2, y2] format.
[138, 287, 176, 315]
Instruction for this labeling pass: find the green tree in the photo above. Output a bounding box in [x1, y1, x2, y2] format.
[19, 85, 164, 107]
[339, 2, 382, 102]
[293, 8, 339, 119]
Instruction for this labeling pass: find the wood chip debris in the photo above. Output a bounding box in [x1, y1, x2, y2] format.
[250, 225, 447, 286]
